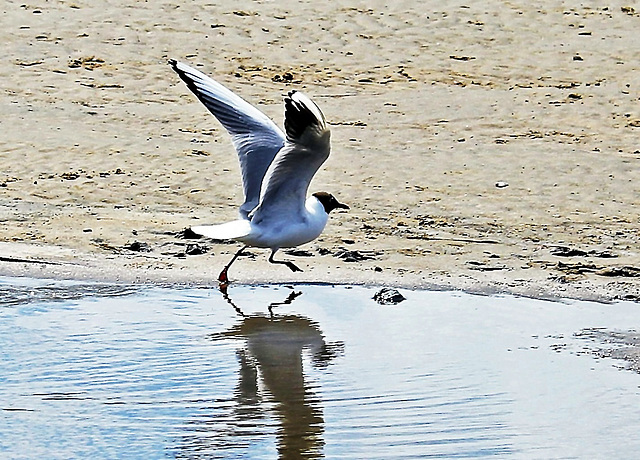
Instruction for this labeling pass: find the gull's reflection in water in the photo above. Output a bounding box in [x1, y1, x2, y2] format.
[210, 286, 344, 459]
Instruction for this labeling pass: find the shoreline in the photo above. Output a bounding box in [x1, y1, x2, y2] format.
[1, 240, 638, 304]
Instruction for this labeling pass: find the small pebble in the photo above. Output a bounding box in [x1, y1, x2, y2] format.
[373, 288, 406, 305]
[186, 243, 208, 255]
[123, 241, 151, 252]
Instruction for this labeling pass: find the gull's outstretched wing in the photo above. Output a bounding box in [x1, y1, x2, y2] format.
[169, 60, 286, 218]
[249, 91, 331, 226]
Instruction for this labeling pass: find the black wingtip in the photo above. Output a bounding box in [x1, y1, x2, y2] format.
[284, 91, 323, 141]
[169, 59, 191, 87]
[283, 90, 297, 108]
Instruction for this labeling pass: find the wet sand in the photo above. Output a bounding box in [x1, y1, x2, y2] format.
[1, 1, 639, 302]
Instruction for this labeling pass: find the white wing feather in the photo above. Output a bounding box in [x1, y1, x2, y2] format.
[170, 60, 286, 218]
[250, 91, 331, 226]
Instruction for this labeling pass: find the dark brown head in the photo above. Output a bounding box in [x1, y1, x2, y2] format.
[313, 192, 349, 214]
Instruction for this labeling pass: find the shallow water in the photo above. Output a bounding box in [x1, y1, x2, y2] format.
[1, 277, 640, 459]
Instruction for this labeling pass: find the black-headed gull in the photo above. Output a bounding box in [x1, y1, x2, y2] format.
[169, 60, 348, 283]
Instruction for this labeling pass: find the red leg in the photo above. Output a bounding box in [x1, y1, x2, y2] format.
[218, 246, 247, 284]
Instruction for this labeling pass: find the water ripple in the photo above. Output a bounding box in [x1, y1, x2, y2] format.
[2, 278, 640, 458]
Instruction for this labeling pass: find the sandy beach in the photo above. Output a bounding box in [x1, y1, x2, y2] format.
[1, 1, 639, 302]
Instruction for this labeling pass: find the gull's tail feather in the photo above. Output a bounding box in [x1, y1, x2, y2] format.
[191, 220, 252, 241]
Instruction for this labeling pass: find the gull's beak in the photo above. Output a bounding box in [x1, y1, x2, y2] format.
[336, 201, 350, 211]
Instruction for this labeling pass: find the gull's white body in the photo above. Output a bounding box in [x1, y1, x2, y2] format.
[170, 59, 347, 279]
[192, 195, 329, 249]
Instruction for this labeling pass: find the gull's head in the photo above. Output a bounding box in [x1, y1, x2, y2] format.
[312, 192, 349, 214]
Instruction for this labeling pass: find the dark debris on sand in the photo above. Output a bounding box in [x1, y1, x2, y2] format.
[123, 241, 152, 252]
[334, 248, 382, 262]
[373, 288, 406, 305]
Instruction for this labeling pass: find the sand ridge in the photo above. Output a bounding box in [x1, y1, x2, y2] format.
[1, 1, 639, 301]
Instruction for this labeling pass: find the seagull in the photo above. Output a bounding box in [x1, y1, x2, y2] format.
[169, 60, 349, 284]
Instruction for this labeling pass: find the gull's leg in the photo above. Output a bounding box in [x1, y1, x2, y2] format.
[268, 248, 303, 273]
[218, 245, 248, 284]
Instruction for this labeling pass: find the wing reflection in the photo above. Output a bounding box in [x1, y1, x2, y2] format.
[204, 287, 344, 459]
